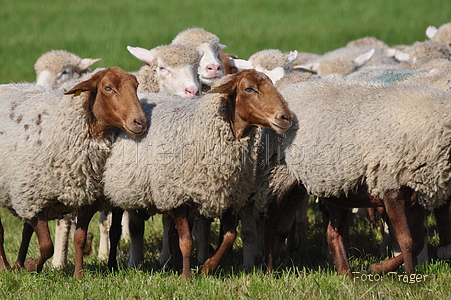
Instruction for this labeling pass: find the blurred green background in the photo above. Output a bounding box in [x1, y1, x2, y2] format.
[1, 0, 449, 84]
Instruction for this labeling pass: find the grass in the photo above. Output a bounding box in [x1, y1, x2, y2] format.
[1, 0, 451, 298]
[1, 200, 451, 299]
[0, 0, 450, 84]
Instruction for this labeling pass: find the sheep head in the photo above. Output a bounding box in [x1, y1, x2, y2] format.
[64, 67, 147, 139]
[211, 69, 292, 138]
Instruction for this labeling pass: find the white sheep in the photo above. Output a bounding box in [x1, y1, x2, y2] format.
[34, 50, 101, 87]
[426, 22, 451, 48]
[171, 27, 227, 86]
[0, 67, 147, 277]
[393, 40, 451, 66]
[293, 46, 396, 77]
[127, 44, 203, 98]
[231, 49, 299, 84]
[274, 79, 451, 278]
[103, 69, 293, 278]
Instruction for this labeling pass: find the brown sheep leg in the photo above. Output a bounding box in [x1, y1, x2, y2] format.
[12, 222, 34, 270]
[73, 204, 97, 278]
[370, 189, 424, 275]
[13, 208, 53, 273]
[0, 218, 11, 270]
[325, 204, 352, 277]
[201, 209, 237, 275]
[171, 206, 192, 279]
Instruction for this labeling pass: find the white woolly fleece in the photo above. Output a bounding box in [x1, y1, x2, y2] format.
[281, 79, 451, 210]
[0, 83, 112, 220]
[103, 89, 258, 218]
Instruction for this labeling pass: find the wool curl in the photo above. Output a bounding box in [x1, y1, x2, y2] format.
[281, 79, 451, 210]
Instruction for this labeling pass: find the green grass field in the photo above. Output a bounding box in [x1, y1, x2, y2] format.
[1, 0, 451, 299]
[1, 0, 449, 84]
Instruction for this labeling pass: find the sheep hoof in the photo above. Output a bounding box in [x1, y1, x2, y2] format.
[368, 262, 384, 275]
[24, 258, 40, 272]
[200, 260, 212, 275]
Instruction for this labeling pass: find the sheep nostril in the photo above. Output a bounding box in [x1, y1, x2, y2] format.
[134, 119, 146, 130]
[280, 114, 292, 125]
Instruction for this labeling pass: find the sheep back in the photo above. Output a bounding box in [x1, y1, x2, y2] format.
[104, 92, 256, 218]
[281, 79, 451, 210]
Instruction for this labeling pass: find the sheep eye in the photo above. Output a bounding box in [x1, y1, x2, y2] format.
[105, 86, 113, 92]
[244, 87, 256, 93]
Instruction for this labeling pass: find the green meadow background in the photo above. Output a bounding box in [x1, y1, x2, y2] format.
[1, 0, 451, 299]
[1, 0, 449, 84]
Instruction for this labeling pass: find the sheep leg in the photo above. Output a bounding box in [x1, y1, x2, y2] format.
[12, 221, 33, 270]
[201, 209, 237, 275]
[98, 211, 111, 261]
[107, 207, 123, 271]
[73, 204, 97, 278]
[434, 200, 451, 247]
[325, 204, 352, 277]
[52, 215, 73, 269]
[171, 206, 192, 279]
[264, 181, 299, 273]
[127, 209, 147, 269]
[240, 204, 262, 271]
[0, 218, 11, 270]
[15, 209, 53, 273]
[192, 215, 212, 265]
[159, 214, 173, 268]
[370, 189, 424, 275]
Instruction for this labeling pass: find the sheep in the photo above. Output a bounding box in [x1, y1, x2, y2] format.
[219, 49, 317, 270]
[127, 44, 203, 98]
[426, 22, 451, 48]
[171, 27, 227, 86]
[346, 36, 394, 54]
[293, 46, 397, 77]
[393, 40, 451, 66]
[267, 78, 451, 278]
[34, 50, 101, 87]
[0, 67, 147, 277]
[346, 58, 451, 92]
[103, 69, 293, 278]
[231, 49, 299, 84]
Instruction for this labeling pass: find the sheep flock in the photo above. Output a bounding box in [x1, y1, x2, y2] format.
[1, 22, 451, 281]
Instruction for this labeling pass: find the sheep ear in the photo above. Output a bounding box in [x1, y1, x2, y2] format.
[426, 26, 438, 39]
[76, 58, 102, 72]
[218, 43, 228, 51]
[210, 75, 239, 95]
[384, 48, 397, 57]
[353, 49, 374, 68]
[293, 62, 320, 73]
[394, 50, 411, 62]
[232, 59, 254, 70]
[127, 46, 155, 65]
[64, 72, 101, 95]
[286, 51, 299, 65]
